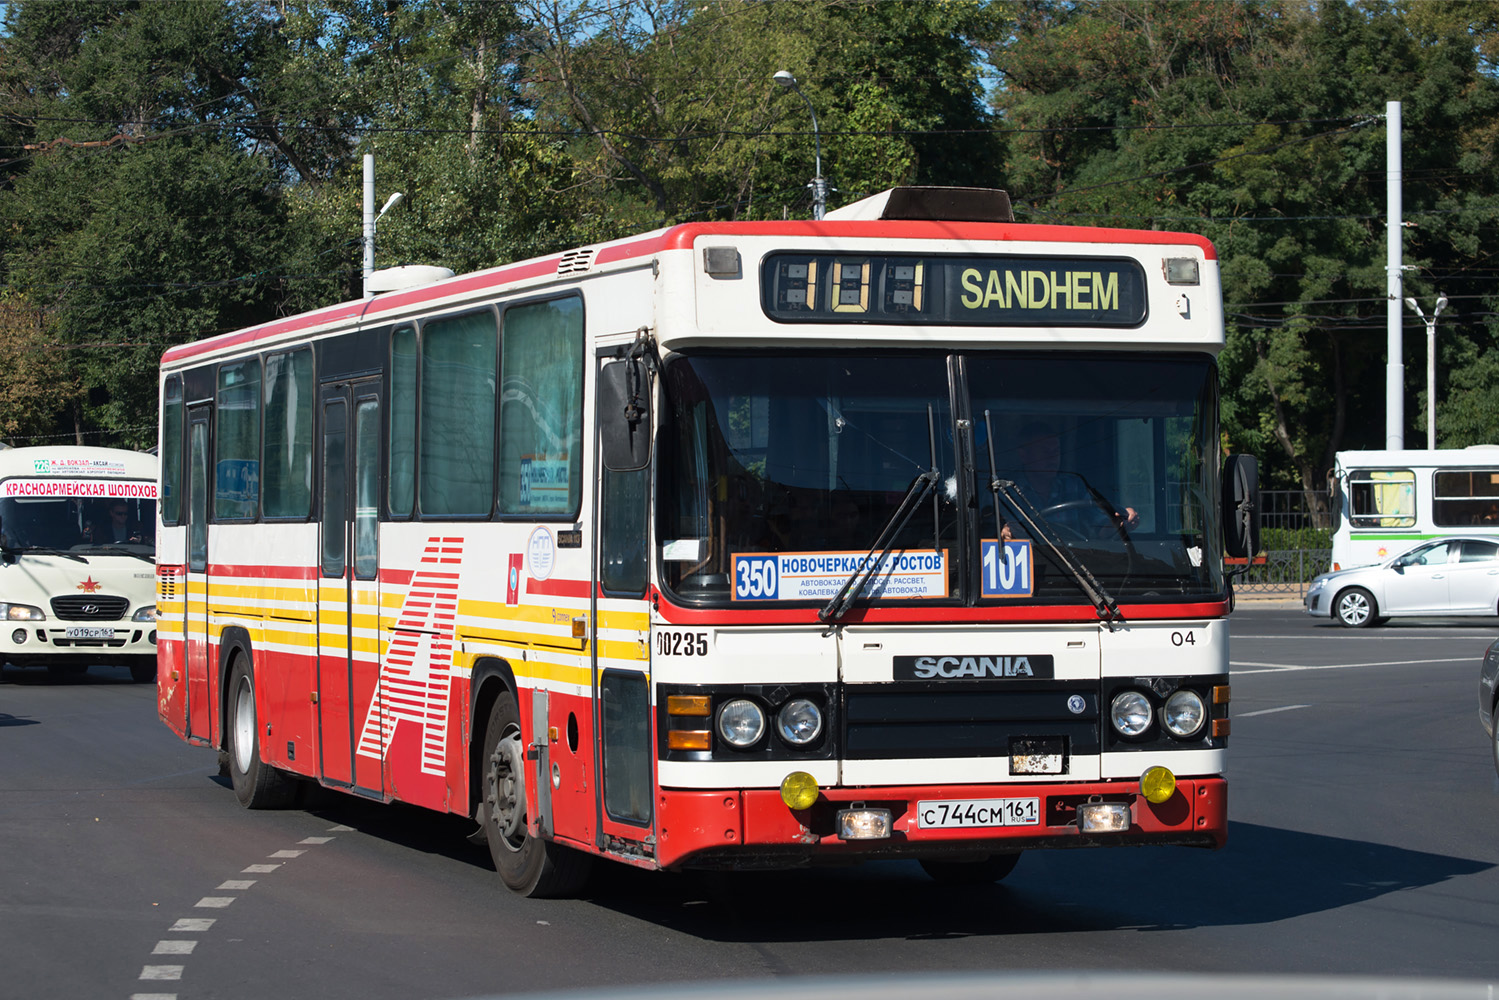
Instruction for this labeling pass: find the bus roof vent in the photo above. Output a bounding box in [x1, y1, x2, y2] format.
[365, 265, 456, 294]
[823, 186, 1013, 223]
[557, 248, 597, 274]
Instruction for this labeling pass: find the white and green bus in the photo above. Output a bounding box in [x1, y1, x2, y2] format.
[0, 445, 159, 681]
[1330, 446, 1499, 570]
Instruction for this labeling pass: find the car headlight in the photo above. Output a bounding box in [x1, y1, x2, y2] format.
[132, 606, 158, 622]
[1307, 577, 1326, 592]
[1110, 690, 1153, 737]
[1, 603, 44, 621]
[776, 698, 823, 746]
[1162, 689, 1207, 738]
[717, 698, 766, 747]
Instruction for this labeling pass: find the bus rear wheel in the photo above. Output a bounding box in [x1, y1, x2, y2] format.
[481, 690, 591, 898]
[227, 656, 296, 809]
[919, 853, 1021, 885]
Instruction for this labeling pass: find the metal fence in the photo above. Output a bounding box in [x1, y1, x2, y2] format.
[1233, 548, 1332, 598]
[1260, 489, 1331, 531]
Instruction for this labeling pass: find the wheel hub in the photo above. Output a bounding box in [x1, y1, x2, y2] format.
[487, 728, 527, 850]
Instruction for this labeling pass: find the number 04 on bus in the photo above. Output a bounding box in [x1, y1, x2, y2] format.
[155, 186, 1258, 896]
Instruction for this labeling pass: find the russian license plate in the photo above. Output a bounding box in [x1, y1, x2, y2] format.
[917, 797, 1040, 829]
[65, 627, 115, 640]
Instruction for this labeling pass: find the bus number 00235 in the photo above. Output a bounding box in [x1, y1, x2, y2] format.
[655, 631, 709, 657]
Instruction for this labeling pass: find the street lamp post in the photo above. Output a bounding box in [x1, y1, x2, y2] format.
[362, 153, 405, 300]
[772, 70, 826, 220]
[1404, 293, 1448, 450]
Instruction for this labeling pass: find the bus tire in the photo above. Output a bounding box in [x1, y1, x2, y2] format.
[226, 656, 296, 809]
[919, 853, 1021, 885]
[1333, 587, 1378, 628]
[481, 690, 592, 898]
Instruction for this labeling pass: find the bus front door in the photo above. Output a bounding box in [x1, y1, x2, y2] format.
[184, 406, 213, 745]
[316, 380, 384, 796]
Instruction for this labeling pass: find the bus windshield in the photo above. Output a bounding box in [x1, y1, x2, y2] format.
[0, 495, 157, 553]
[658, 352, 1222, 606]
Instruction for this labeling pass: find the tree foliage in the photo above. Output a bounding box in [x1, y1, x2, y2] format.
[0, 0, 1495, 495]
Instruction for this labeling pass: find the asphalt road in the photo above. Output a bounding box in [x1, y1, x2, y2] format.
[3, 606, 1497, 1000]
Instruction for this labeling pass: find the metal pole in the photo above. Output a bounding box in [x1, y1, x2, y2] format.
[362, 154, 376, 300]
[1426, 315, 1436, 450]
[1385, 101, 1404, 449]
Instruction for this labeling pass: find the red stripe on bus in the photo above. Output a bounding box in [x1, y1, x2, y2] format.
[524, 577, 592, 599]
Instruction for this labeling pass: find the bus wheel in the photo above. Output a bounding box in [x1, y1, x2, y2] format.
[226, 657, 296, 809]
[481, 691, 592, 898]
[919, 853, 1021, 885]
[1333, 587, 1378, 628]
[130, 661, 156, 684]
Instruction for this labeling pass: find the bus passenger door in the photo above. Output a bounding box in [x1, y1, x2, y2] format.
[593, 357, 655, 848]
[316, 380, 384, 795]
[184, 406, 213, 745]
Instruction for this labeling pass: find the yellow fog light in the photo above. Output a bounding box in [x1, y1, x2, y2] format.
[780, 770, 819, 810]
[1140, 765, 1177, 804]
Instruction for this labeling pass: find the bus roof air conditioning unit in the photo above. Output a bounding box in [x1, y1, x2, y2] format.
[822, 186, 1013, 223]
[364, 265, 456, 295]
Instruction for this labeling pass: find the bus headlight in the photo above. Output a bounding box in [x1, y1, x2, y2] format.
[717, 699, 766, 747]
[776, 698, 823, 746]
[1110, 690, 1153, 737]
[1, 603, 44, 621]
[1162, 689, 1206, 738]
[132, 606, 158, 623]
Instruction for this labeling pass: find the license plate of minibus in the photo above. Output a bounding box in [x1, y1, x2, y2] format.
[65, 627, 114, 639]
[916, 797, 1040, 829]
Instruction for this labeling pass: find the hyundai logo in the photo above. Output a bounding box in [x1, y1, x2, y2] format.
[80, 604, 99, 615]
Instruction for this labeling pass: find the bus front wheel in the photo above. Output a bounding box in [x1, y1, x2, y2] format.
[481, 690, 591, 898]
[1333, 587, 1379, 628]
[226, 656, 296, 809]
[919, 853, 1021, 885]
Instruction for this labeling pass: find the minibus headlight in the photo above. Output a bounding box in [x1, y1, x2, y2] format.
[132, 606, 158, 623]
[776, 698, 823, 746]
[717, 699, 766, 748]
[2, 603, 44, 621]
[1162, 689, 1206, 738]
[1110, 690, 1153, 737]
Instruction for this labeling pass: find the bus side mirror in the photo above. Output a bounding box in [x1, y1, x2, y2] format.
[598, 359, 651, 472]
[1222, 453, 1260, 560]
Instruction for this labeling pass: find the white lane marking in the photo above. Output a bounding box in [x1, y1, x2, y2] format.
[330, 825, 355, 832]
[130, 994, 177, 1000]
[299, 837, 335, 845]
[1237, 704, 1311, 718]
[242, 864, 281, 873]
[1237, 633, 1498, 640]
[194, 897, 236, 908]
[1233, 656, 1471, 675]
[153, 941, 198, 956]
[269, 849, 306, 858]
[139, 966, 184, 981]
[168, 919, 214, 932]
[217, 880, 256, 890]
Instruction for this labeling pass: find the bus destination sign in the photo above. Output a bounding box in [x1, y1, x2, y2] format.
[762, 253, 1148, 327]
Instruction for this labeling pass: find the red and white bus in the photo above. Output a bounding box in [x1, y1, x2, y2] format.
[156, 186, 1255, 896]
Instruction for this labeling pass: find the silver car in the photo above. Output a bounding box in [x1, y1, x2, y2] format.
[1304, 536, 1499, 627]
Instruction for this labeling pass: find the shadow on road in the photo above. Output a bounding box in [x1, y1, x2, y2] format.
[0, 712, 40, 727]
[281, 795, 1493, 940]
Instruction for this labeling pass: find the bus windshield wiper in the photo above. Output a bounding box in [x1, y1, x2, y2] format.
[6, 546, 90, 564]
[983, 410, 1122, 630]
[820, 406, 941, 626]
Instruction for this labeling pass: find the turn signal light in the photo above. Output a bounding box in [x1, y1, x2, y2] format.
[1212, 685, 1231, 705]
[1212, 718, 1231, 738]
[667, 731, 710, 750]
[667, 695, 712, 716]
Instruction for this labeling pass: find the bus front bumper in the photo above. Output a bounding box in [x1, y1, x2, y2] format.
[655, 777, 1226, 870]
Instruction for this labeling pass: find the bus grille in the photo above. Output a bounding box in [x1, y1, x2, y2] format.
[843, 683, 1100, 759]
[50, 595, 129, 621]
